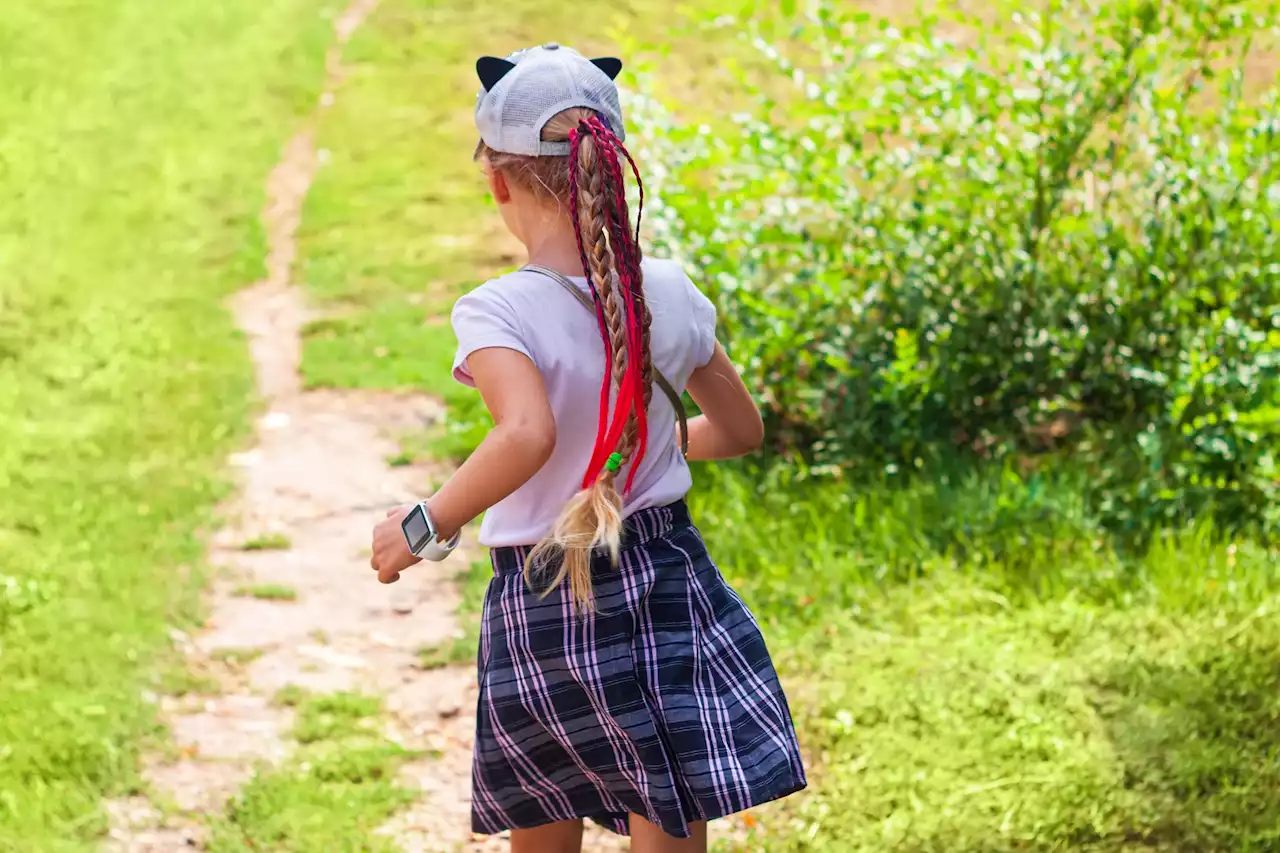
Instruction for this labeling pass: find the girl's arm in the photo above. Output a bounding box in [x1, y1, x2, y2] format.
[684, 342, 764, 462]
[426, 347, 556, 537]
[370, 347, 554, 583]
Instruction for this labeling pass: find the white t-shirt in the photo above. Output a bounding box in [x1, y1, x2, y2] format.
[451, 258, 717, 548]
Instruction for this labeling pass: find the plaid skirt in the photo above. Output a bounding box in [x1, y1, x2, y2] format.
[472, 501, 806, 838]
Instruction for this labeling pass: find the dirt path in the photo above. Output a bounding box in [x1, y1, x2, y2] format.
[103, 1, 487, 849]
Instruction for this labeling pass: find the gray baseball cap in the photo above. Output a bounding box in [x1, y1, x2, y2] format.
[474, 43, 626, 157]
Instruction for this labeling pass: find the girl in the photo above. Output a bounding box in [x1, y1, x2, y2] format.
[369, 43, 806, 853]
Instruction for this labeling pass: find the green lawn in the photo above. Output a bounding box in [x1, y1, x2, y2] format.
[0, 0, 331, 847]
[697, 474, 1280, 849]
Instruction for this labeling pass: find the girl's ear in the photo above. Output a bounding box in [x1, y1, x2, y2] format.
[487, 165, 512, 204]
[590, 57, 623, 80]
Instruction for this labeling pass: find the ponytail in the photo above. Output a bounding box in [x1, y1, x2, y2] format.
[525, 114, 651, 613]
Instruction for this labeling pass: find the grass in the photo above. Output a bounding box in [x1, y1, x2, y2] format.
[208, 647, 266, 667]
[238, 532, 293, 552]
[0, 0, 333, 847]
[292, 692, 384, 744]
[272, 685, 310, 708]
[233, 583, 299, 602]
[156, 665, 224, 699]
[690, 470, 1280, 851]
[384, 450, 415, 468]
[781, 581, 1280, 850]
[208, 692, 417, 853]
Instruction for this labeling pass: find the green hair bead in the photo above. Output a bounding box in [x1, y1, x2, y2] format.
[604, 452, 624, 472]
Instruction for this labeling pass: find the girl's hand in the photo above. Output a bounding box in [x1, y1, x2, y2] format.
[370, 506, 421, 584]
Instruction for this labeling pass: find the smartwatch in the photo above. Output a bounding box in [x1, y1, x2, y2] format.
[400, 501, 460, 562]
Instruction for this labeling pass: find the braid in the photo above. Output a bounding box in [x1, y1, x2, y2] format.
[601, 186, 646, 472]
[599, 163, 653, 417]
[524, 111, 652, 614]
[588, 117, 652, 489]
[579, 142, 633, 450]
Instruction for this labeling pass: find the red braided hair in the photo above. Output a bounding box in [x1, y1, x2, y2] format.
[568, 117, 650, 493]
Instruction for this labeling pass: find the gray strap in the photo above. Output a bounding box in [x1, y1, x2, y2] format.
[522, 264, 689, 457]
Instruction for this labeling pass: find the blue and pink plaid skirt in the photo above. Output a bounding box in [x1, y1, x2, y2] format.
[472, 501, 807, 838]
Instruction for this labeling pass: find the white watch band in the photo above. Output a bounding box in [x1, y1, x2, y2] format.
[417, 528, 460, 562]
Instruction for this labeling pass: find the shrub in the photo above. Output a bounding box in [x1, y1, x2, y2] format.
[627, 0, 1280, 537]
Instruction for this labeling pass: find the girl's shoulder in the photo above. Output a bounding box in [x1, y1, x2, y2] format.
[450, 270, 539, 327]
[641, 257, 715, 330]
[640, 256, 690, 288]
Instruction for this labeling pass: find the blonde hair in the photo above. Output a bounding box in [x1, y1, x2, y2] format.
[477, 108, 654, 613]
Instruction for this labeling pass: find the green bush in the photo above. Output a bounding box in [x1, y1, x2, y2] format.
[628, 0, 1280, 537]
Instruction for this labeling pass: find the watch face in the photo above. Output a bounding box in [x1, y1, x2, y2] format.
[401, 505, 433, 554]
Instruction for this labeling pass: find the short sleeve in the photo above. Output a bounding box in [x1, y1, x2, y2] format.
[450, 286, 534, 388]
[684, 273, 718, 368]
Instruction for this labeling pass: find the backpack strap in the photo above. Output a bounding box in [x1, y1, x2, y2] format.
[522, 264, 689, 457]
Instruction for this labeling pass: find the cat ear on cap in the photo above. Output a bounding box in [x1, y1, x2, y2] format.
[590, 57, 623, 80]
[476, 56, 517, 91]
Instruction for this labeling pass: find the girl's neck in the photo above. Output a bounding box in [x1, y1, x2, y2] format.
[520, 206, 588, 278]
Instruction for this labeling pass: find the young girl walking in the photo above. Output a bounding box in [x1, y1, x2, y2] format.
[369, 43, 806, 853]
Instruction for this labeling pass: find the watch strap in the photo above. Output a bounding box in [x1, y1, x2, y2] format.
[416, 529, 460, 562]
